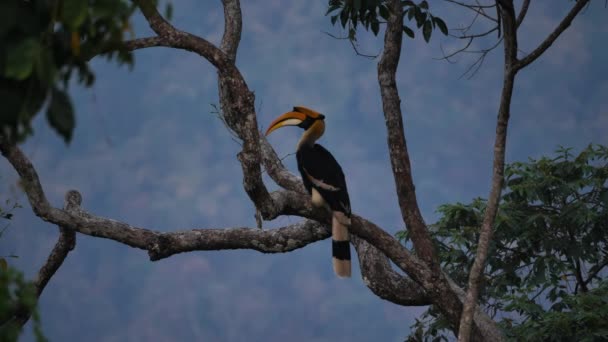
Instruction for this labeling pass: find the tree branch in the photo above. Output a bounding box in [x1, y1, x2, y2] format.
[515, 0, 590, 71]
[259, 137, 307, 194]
[378, 0, 437, 266]
[457, 1, 517, 341]
[132, 0, 274, 218]
[516, 0, 530, 28]
[352, 235, 430, 306]
[1, 134, 504, 339]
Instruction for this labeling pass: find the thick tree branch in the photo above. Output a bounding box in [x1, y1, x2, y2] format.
[219, 0, 242, 61]
[515, 0, 590, 71]
[259, 137, 307, 194]
[378, 0, 437, 266]
[151, 218, 326, 260]
[1, 135, 503, 337]
[458, 1, 517, 341]
[0, 135, 434, 306]
[132, 0, 274, 218]
[133, 0, 232, 72]
[352, 235, 430, 306]
[122, 36, 166, 51]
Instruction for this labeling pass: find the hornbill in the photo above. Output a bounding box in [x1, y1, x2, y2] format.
[265, 106, 352, 278]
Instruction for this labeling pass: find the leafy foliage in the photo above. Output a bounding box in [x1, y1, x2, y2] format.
[0, 0, 136, 144]
[325, 0, 448, 43]
[401, 145, 608, 341]
[503, 280, 608, 341]
[0, 266, 46, 342]
[0, 194, 44, 341]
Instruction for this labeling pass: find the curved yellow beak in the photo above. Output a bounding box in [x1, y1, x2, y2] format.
[265, 111, 307, 136]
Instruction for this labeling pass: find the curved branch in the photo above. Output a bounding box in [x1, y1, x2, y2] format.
[516, 0, 530, 28]
[515, 0, 590, 71]
[378, 0, 436, 266]
[133, 0, 274, 218]
[1, 132, 501, 340]
[259, 137, 307, 194]
[0, 136, 435, 306]
[352, 235, 430, 306]
[219, 0, 242, 61]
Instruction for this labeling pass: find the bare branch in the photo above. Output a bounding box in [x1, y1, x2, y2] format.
[122, 36, 166, 51]
[378, 0, 436, 266]
[322, 31, 379, 59]
[516, 0, 530, 28]
[259, 137, 307, 194]
[132, 0, 233, 73]
[1, 130, 503, 340]
[515, 0, 590, 71]
[457, 1, 517, 340]
[132, 0, 274, 218]
[0, 126, 434, 305]
[219, 0, 242, 61]
[443, 0, 498, 22]
[352, 235, 430, 306]
[151, 219, 329, 260]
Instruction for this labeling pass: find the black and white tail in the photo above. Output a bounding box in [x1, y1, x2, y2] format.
[331, 211, 351, 278]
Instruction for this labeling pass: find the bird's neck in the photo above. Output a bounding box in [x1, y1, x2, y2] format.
[297, 120, 325, 150]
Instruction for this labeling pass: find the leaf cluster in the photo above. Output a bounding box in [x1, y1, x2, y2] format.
[0, 0, 136, 143]
[325, 0, 447, 43]
[401, 145, 608, 341]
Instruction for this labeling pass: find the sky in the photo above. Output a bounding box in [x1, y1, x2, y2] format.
[1, 1, 607, 341]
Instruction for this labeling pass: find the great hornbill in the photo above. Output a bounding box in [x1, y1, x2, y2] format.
[266, 106, 352, 278]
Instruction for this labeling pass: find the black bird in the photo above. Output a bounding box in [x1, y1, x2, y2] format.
[266, 106, 351, 277]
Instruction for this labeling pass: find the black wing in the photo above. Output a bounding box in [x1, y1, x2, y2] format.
[297, 144, 351, 216]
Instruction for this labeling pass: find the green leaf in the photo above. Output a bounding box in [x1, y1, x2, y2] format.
[414, 7, 426, 28]
[46, 88, 75, 143]
[354, 0, 362, 11]
[4, 38, 40, 80]
[331, 15, 338, 25]
[407, 7, 415, 20]
[600, 190, 608, 208]
[371, 20, 380, 36]
[433, 17, 448, 35]
[419, 1, 429, 10]
[0, 258, 7, 271]
[423, 20, 432, 42]
[348, 28, 356, 41]
[61, 0, 89, 30]
[340, 9, 348, 28]
[403, 25, 415, 38]
[379, 5, 389, 20]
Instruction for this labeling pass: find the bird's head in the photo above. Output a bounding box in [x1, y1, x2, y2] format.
[265, 107, 326, 144]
